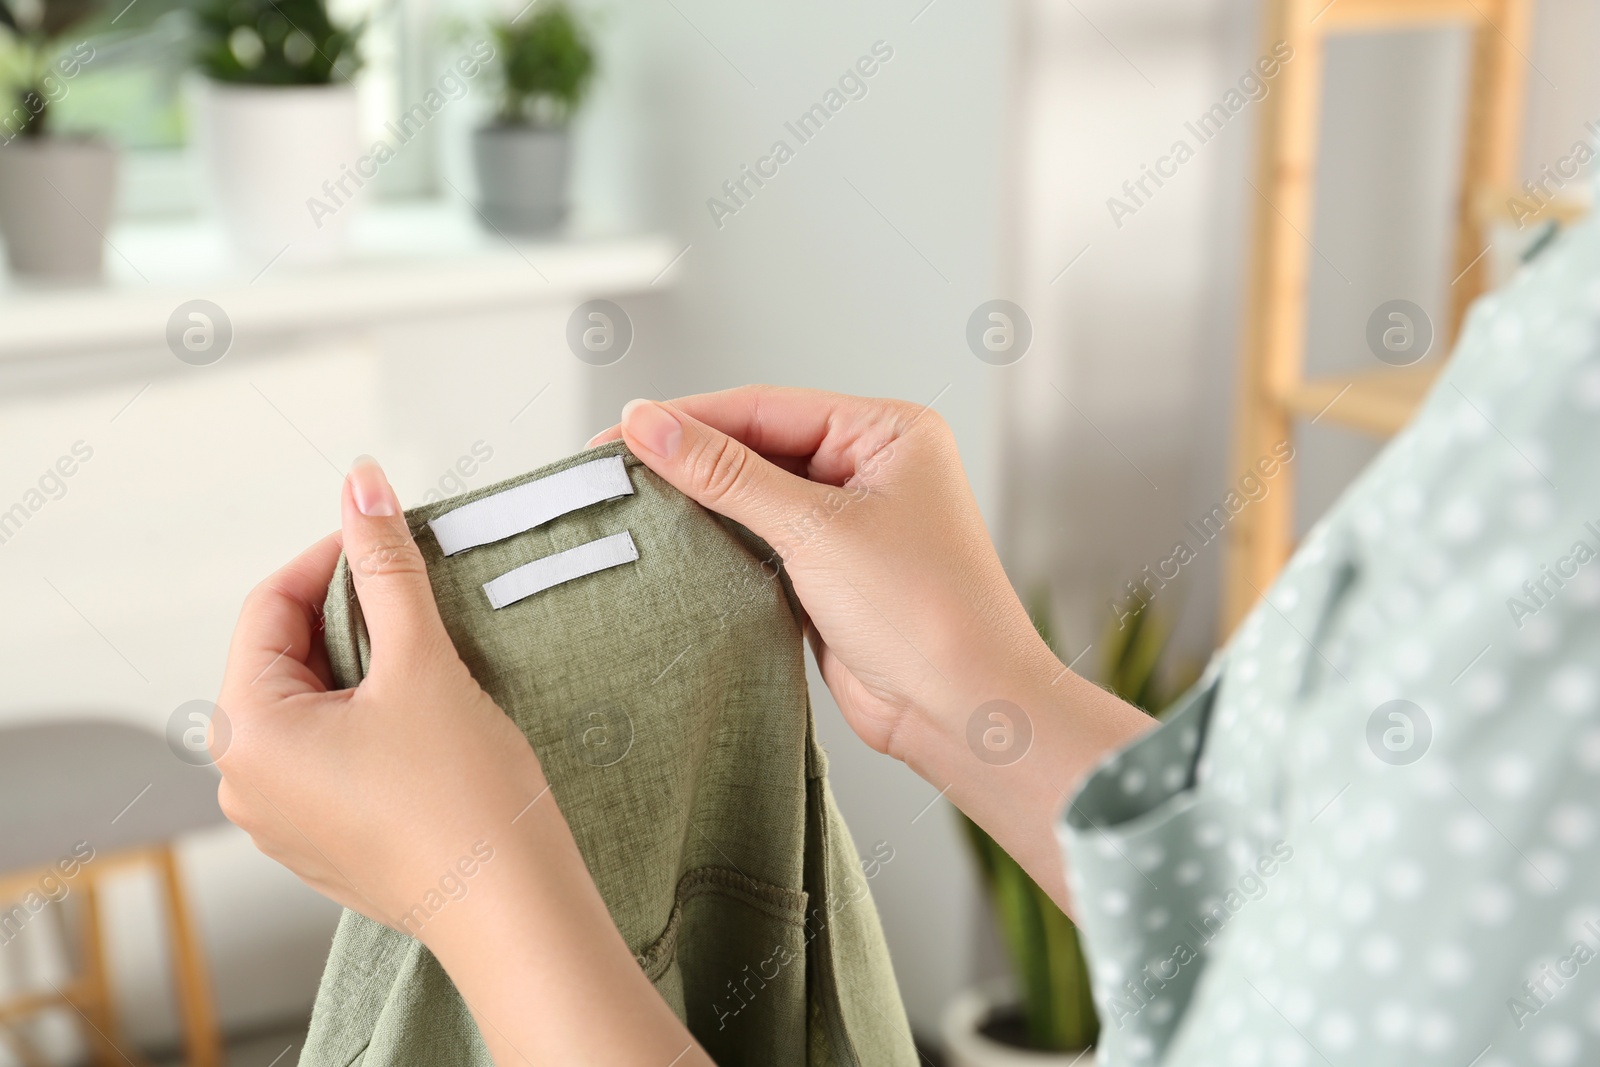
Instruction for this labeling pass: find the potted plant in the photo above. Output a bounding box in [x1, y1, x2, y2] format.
[189, 0, 362, 263]
[0, 1, 114, 278]
[473, 2, 594, 234]
[943, 593, 1191, 1066]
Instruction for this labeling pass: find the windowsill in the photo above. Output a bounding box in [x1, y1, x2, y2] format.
[0, 200, 677, 360]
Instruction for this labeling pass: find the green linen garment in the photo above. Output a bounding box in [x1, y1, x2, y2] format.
[301, 440, 917, 1067]
[1059, 216, 1600, 1066]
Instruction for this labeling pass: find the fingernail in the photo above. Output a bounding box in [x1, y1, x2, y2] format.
[622, 399, 681, 459]
[348, 455, 397, 517]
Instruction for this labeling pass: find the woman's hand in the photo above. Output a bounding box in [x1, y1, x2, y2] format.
[215, 457, 543, 934]
[591, 388, 1055, 755]
[215, 458, 711, 1067]
[592, 387, 1154, 911]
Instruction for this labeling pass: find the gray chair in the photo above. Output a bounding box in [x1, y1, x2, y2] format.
[0, 719, 227, 1067]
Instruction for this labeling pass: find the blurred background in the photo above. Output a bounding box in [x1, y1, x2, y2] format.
[0, 0, 1595, 1062]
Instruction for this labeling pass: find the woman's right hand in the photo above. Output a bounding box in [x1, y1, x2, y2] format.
[592, 386, 1152, 913]
[591, 387, 1061, 757]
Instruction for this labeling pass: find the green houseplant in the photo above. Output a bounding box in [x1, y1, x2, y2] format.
[0, 0, 99, 139]
[192, 0, 361, 84]
[188, 0, 365, 263]
[947, 590, 1189, 1064]
[0, 0, 115, 276]
[472, 2, 595, 233]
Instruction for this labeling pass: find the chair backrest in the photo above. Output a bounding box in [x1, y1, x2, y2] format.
[0, 719, 225, 876]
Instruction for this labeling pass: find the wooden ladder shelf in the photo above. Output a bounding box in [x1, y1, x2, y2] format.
[1220, 0, 1536, 631]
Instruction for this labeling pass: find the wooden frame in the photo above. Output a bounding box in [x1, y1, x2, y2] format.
[1221, 0, 1534, 632]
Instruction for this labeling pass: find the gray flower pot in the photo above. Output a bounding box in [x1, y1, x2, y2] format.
[471, 124, 571, 235]
[0, 136, 118, 279]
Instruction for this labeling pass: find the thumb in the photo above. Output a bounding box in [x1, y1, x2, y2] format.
[620, 398, 820, 545]
[342, 456, 452, 674]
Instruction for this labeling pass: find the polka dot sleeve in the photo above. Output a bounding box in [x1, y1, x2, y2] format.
[1054, 216, 1600, 1067]
[1058, 669, 1270, 1064]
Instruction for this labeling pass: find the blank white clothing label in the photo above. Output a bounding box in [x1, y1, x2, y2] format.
[428, 456, 633, 556]
[483, 531, 639, 609]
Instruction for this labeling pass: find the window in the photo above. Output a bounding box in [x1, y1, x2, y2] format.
[36, 0, 436, 218]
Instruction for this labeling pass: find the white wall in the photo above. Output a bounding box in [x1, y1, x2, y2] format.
[1001, 0, 1257, 686]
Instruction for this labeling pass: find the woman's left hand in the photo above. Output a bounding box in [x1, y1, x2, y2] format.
[214, 456, 546, 940]
[214, 457, 712, 1066]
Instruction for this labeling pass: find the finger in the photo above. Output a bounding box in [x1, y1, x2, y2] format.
[593, 385, 835, 455]
[342, 455, 453, 674]
[596, 425, 811, 479]
[595, 420, 816, 480]
[658, 385, 848, 456]
[620, 398, 823, 542]
[650, 386, 912, 486]
[222, 531, 343, 703]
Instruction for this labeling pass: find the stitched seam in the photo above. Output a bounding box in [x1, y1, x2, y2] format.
[678, 865, 808, 916]
[634, 866, 808, 982]
[636, 902, 683, 981]
[807, 785, 861, 1066]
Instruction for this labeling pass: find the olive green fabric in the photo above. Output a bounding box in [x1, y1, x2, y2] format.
[301, 441, 916, 1067]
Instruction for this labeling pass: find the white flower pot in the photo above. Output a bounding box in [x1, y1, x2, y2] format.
[941, 984, 1092, 1067]
[193, 81, 360, 266]
[0, 136, 117, 279]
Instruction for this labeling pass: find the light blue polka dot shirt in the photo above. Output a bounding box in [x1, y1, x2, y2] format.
[1058, 216, 1600, 1067]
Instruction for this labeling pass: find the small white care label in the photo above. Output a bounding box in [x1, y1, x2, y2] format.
[482, 531, 639, 609]
[428, 455, 632, 556]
